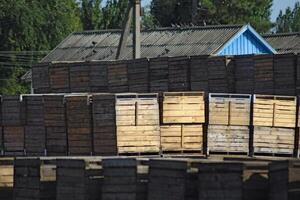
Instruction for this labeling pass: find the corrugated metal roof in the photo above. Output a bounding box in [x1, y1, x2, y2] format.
[41, 25, 244, 62]
[263, 32, 300, 54]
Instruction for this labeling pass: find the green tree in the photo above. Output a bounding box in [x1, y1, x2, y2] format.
[101, 0, 129, 29]
[81, 0, 102, 30]
[276, 2, 300, 33]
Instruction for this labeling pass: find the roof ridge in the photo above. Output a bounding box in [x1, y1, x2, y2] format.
[263, 32, 300, 37]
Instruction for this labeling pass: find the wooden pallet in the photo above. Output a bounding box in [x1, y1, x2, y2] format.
[163, 92, 205, 124]
[207, 125, 249, 154]
[253, 95, 296, 128]
[253, 126, 295, 155]
[160, 124, 203, 152]
[209, 93, 251, 126]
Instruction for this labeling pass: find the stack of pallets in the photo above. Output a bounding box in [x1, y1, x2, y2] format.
[207, 56, 229, 93]
[234, 55, 254, 94]
[23, 95, 46, 156]
[92, 94, 117, 155]
[208, 93, 251, 154]
[32, 63, 50, 93]
[1, 96, 25, 156]
[161, 92, 205, 153]
[149, 57, 169, 92]
[102, 158, 137, 200]
[190, 55, 209, 92]
[69, 63, 91, 92]
[269, 160, 300, 200]
[0, 159, 13, 200]
[168, 56, 190, 92]
[116, 93, 160, 154]
[65, 95, 92, 155]
[49, 63, 70, 93]
[273, 54, 296, 95]
[89, 62, 108, 92]
[107, 61, 129, 93]
[44, 94, 67, 156]
[254, 54, 274, 94]
[253, 95, 296, 156]
[148, 159, 188, 200]
[128, 58, 149, 92]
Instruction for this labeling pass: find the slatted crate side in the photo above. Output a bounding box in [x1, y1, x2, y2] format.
[32, 64, 50, 93]
[207, 56, 229, 93]
[49, 63, 70, 92]
[115, 94, 136, 126]
[182, 125, 203, 150]
[136, 94, 159, 126]
[23, 95, 45, 126]
[163, 92, 205, 124]
[102, 158, 137, 200]
[254, 54, 274, 94]
[207, 125, 250, 153]
[190, 55, 209, 92]
[253, 95, 275, 127]
[253, 126, 295, 155]
[0, 162, 13, 200]
[229, 95, 251, 126]
[273, 96, 297, 128]
[70, 64, 91, 92]
[25, 126, 46, 156]
[234, 55, 255, 94]
[209, 96, 229, 125]
[107, 61, 129, 93]
[3, 126, 24, 155]
[43, 95, 66, 127]
[0, 127, 2, 154]
[197, 162, 244, 200]
[297, 54, 300, 95]
[160, 125, 182, 151]
[149, 57, 169, 93]
[117, 126, 160, 154]
[128, 58, 149, 93]
[1, 96, 25, 126]
[89, 62, 108, 92]
[168, 56, 190, 92]
[93, 126, 117, 156]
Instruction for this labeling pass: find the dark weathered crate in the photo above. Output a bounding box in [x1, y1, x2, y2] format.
[3, 126, 24, 156]
[90, 62, 108, 92]
[70, 64, 91, 93]
[190, 55, 209, 92]
[49, 63, 70, 93]
[128, 58, 149, 93]
[269, 160, 300, 200]
[102, 158, 137, 200]
[148, 159, 188, 200]
[168, 56, 190, 92]
[44, 95, 67, 156]
[234, 55, 254, 94]
[207, 56, 229, 93]
[107, 61, 129, 93]
[92, 94, 117, 156]
[296, 54, 300, 95]
[0, 159, 13, 200]
[32, 63, 50, 94]
[1, 96, 24, 126]
[25, 126, 46, 156]
[66, 95, 92, 155]
[23, 95, 45, 126]
[254, 54, 274, 94]
[149, 57, 169, 92]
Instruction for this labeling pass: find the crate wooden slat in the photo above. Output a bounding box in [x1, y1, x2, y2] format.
[25, 126, 46, 156]
[66, 95, 92, 155]
[0, 160, 13, 200]
[23, 95, 45, 126]
[234, 55, 255, 94]
[107, 61, 129, 93]
[49, 63, 70, 93]
[32, 64, 50, 94]
[90, 62, 108, 92]
[149, 57, 169, 92]
[128, 58, 149, 93]
[207, 56, 229, 93]
[208, 125, 249, 154]
[1, 96, 24, 126]
[102, 158, 137, 200]
[70, 64, 91, 92]
[190, 55, 209, 92]
[3, 126, 24, 156]
[92, 94, 117, 156]
[253, 126, 295, 155]
[269, 160, 300, 200]
[163, 92, 205, 124]
[116, 94, 136, 126]
[254, 54, 274, 94]
[136, 94, 159, 126]
[148, 159, 188, 200]
[160, 125, 182, 151]
[168, 56, 189, 92]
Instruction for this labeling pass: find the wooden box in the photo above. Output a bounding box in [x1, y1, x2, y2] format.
[253, 95, 296, 128]
[160, 125, 203, 152]
[149, 57, 169, 92]
[116, 94, 136, 126]
[207, 56, 229, 93]
[23, 95, 45, 126]
[253, 126, 295, 155]
[148, 159, 188, 200]
[102, 158, 137, 200]
[49, 63, 70, 93]
[32, 64, 50, 93]
[168, 56, 190, 92]
[90, 62, 108, 92]
[128, 58, 149, 93]
[190, 55, 209, 92]
[92, 94, 117, 156]
[107, 61, 129, 93]
[1, 96, 24, 126]
[209, 93, 251, 126]
[66, 95, 92, 155]
[3, 126, 24, 156]
[269, 160, 300, 200]
[234, 55, 254, 94]
[0, 127, 2, 154]
[207, 125, 249, 154]
[254, 54, 274, 94]
[25, 126, 46, 156]
[0, 159, 13, 200]
[70, 64, 91, 92]
[163, 92, 205, 124]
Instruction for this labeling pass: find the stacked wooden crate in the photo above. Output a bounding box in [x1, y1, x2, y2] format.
[208, 93, 251, 154]
[296, 54, 300, 95]
[92, 94, 117, 156]
[102, 158, 137, 200]
[0, 159, 13, 200]
[149, 57, 169, 92]
[32, 63, 50, 93]
[207, 56, 229, 93]
[116, 93, 160, 154]
[44, 94, 67, 156]
[89, 62, 108, 92]
[190, 55, 209, 92]
[136, 158, 149, 200]
[128, 58, 149, 92]
[107, 61, 129, 93]
[147, 159, 188, 200]
[49, 63, 70, 93]
[269, 160, 300, 200]
[254, 54, 274, 94]
[161, 92, 205, 152]
[253, 95, 296, 155]
[0, 96, 2, 154]
[1, 96, 25, 156]
[65, 95, 92, 155]
[69, 63, 91, 92]
[273, 53, 296, 95]
[168, 56, 190, 92]
[39, 159, 57, 200]
[234, 55, 254, 94]
[23, 95, 46, 156]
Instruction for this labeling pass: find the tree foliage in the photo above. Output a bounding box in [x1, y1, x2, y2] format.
[276, 2, 300, 33]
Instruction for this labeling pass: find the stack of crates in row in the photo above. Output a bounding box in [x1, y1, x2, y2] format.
[253, 95, 296, 156]
[115, 93, 160, 154]
[208, 94, 251, 154]
[161, 92, 205, 153]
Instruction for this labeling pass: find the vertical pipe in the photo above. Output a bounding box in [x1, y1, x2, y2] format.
[133, 0, 141, 59]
